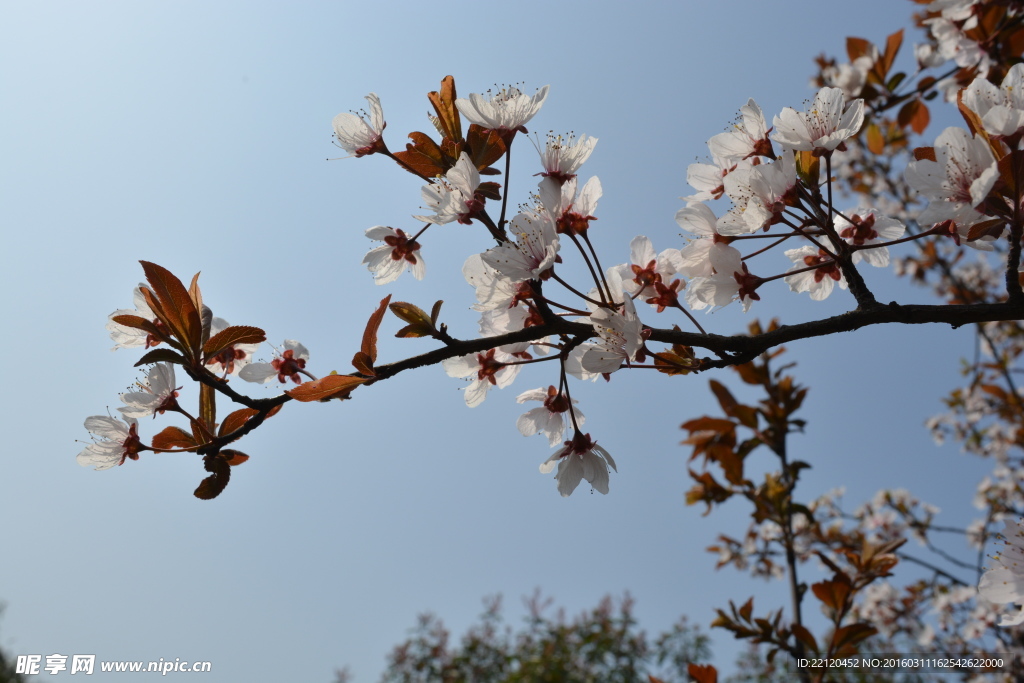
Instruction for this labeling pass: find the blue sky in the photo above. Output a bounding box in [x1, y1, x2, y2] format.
[0, 1, 994, 681]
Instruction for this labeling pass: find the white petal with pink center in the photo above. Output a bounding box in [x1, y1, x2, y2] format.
[771, 87, 865, 153]
[686, 245, 757, 312]
[581, 296, 643, 375]
[963, 64, 1024, 137]
[106, 284, 158, 350]
[481, 209, 559, 282]
[979, 518, 1024, 626]
[204, 317, 261, 376]
[455, 85, 549, 132]
[534, 132, 597, 180]
[332, 93, 385, 156]
[443, 350, 520, 408]
[610, 235, 683, 303]
[905, 127, 998, 233]
[834, 209, 906, 267]
[119, 363, 179, 419]
[463, 254, 520, 311]
[516, 387, 584, 447]
[722, 155, 796, 233]
[239, 340, 310, 384]
[539, 432, 617, 497]
[77, 415, 140, 471]
[784, 246, 848, 301]
[708, 99, 770, 162]
[413, 153, 482, 225]
[362, 226, 425, 285]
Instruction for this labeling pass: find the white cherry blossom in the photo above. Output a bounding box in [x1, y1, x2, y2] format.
[962, 64, 1024, 138]
[462, 254, 524, 312]
[682, 156, 748, 203]
[721, 155, 797, 233]
[539, 431, 617, 497]
[834, 209, 907, 267]
[708, 99, 772, 162]
[610, 235, 683, 307]
[77, 415, 143, 471]
[456, 85, 549, 132]
[119, 363, 180, 419]
[676, 202, 744, 279]
[332, 93, 386, 157]
[534, 132, 597, 182]
[581, 296, 644, 375]
[239, 340, 309, 384]
[362, 226, 425, 285]
[478, 304, 548, 357]
[686, 245, 759, 312]
[516, 386, 583, 447]
[771, 87, 865, 154]
[480, 209, 559, 282]
[978, 518, 1024, 626]
[442, 349, 520, 407]
[205, 317, 261, 376]
[413, 153, 482, 225]
[784, 246, 848, 301]
[905, 127, 999, 242]
[106, 284, 160, 350]
[539, 175, 602, 236]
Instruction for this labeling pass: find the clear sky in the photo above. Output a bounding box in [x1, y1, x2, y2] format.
[0, 1, 994, 681]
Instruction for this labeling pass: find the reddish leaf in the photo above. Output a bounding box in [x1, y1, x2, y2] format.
[687, 666, 718, 683]
[427, 75, 462, 143]
[717, 449, 746, 486]
[352, 295, 392, 376]
[134, 348, 186, 367]
[846, 36, 873, 62]
[194, 454, 230, 500]
[393, 132, 449, 178]
[430, 300, 444, 326]
[790, 623, 819, 655]
[877, 29, 903, 82]
[465, 124, 507, 171]
[795, 150, 819, 187]
[476, 181, 502, 201]
[681, 416, 736, 433]
[140, 261, 202, 353]
[222, 449, 249, 466]
[395, 323, 434, 338]
[738, 597, 754, 623]
[151, 426, 197, 450]
[812, 575, 852, 612]
[199, 384, 216, 437]
[957, 89, 987, 138]
[709, 380, 738, 413]
[685, 470, 732, 512]
[188, 271, 203, 318]
[898, 99, 930, 135]
[352, 351, 374, 376]
[203, 325, 266, 357]
[219, 408, 259, 437]
[913, 146, 936, 162]
[866, 123, 885, 155]
[653, 347, 699, 375]
[832, 622, 878, 654]
[111, 314, 165, 339]
[286, 374, 368, 402]
[967, 218, 1007, 242]
[389, 301, 432, 326]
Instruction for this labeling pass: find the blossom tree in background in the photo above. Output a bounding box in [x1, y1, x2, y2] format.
[76, 0, 1024, 679]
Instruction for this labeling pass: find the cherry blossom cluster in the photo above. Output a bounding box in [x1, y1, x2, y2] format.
[81, 54, 1024, 505]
